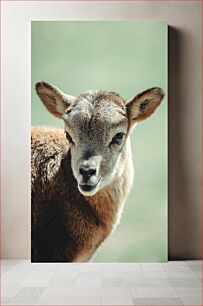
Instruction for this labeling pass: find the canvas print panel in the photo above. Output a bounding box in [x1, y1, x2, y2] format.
[31, 21, 167, 262]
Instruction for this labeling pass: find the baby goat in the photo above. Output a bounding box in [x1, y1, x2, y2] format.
[31, 82, 164, 262]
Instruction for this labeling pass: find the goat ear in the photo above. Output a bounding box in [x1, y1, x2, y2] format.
[35, 81, 75, 118]
[126, 87, 164, 125]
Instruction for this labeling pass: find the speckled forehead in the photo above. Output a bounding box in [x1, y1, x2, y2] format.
[94, 99, 127, 122]
[63, 91, 127, 128]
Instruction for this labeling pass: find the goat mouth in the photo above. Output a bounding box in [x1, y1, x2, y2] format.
[79, 184, 97, 192]
[79, 178, 101, 193]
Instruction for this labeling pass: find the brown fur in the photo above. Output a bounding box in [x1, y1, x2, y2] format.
[32, 82, 164, 262]
[31, 127, 133, 262]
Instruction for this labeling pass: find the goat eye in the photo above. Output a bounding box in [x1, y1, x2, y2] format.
[65, 131, 74, 145]
[111, 132, 125, 146]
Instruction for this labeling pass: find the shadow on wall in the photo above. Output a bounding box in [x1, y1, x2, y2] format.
[168, 26, 202, 260]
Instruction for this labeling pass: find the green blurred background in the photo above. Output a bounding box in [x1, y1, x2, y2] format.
[31, 21, 167, 262]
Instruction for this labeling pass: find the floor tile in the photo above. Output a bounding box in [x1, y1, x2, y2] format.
[1, 259, 203, 306]
[15, 287, 45, 298]
[102, 278, 122, 287]
[166, 271, 197, 278]
[57, 263, 82, 271]
[103, 270, 143, 278]
[79, 271, 102, 278]
[164, 265, 192, 272]
[133, 297, 183, 305]
[35, 297, 101, 305]
[180, 296, 202, 305]
[123, 277, 172, 287]
[194, 271, 202, 279]
[102, 287, 132, 298]
[1, 265, 15, 274]
[1, 299, 10, 305]
[32, 263, 60, 271]
[164, 261, 187, 265]
[41, 286, 101, 298]
[75, 277, 102, 287]
[103, 263, 142, 273]
[81, 263, 102, 271]
[74, 271, 102, 287]
[2, 296, 38, 305]
[1, 259, 25, 265]
[141, 263, 165, 272]
[54, 269, 80, 278]
[2, 287, 22, 299]
[47, 277, 76, 288]
[186, 260, 202, 266]
[2, 262, 35, 286]
[133, 286, 178, 298]
[102, 297, 134, 305]
[189, 264, 202, 272]
[17, 271, 55, 287]
[170, 277, 202, 287]
[175, 287, 202, 298]
[143, 271, 168, 278]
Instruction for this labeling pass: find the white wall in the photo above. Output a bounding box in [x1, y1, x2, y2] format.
[1, 1, 202, 259]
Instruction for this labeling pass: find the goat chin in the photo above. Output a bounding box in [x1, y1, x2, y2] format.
[77, 184, 100, 197]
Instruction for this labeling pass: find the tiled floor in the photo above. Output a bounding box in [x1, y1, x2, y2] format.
[1, 260, 202, 305]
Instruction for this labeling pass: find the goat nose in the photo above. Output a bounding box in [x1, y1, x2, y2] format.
[79, 167, 96, 181]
